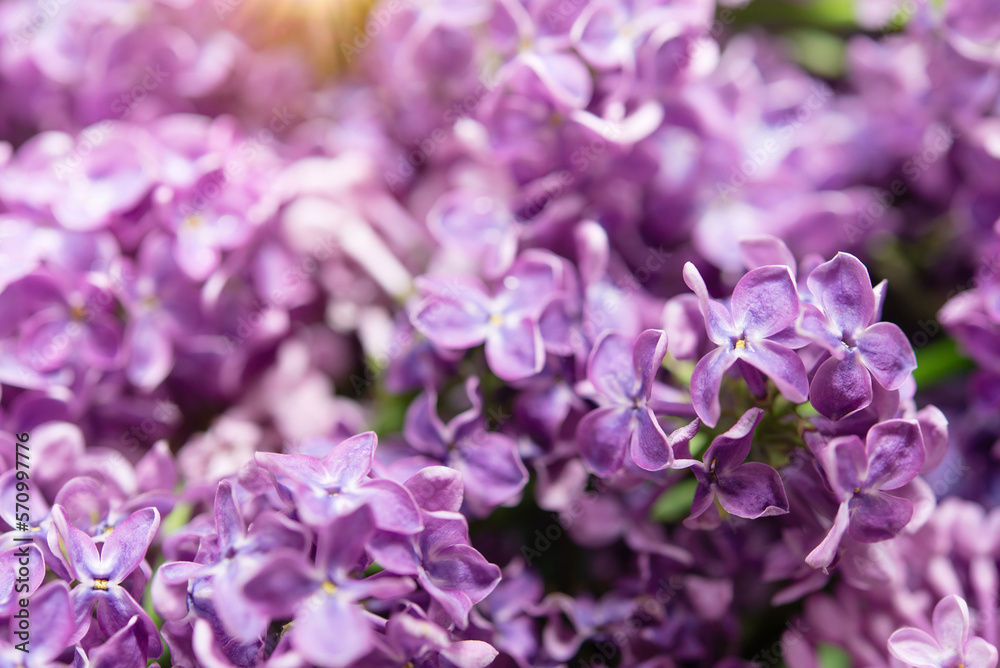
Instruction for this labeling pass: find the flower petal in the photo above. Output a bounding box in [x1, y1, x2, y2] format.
[731, 265, 800, 338]
[805, 501, 850, 569]
[353, 478, 423, 534]
[716, 462, 789, 519]
[809, 353, 873, 421]
[630, 408, 674, 471]
[633, 329, 668, 400]
[51, 505, 101, 581]
[293, 593, 374, 668]
[864, 419, 924, 491]
[402, 390, 450, 457]
[102, 507, 160, 583]
[888, 627, 949, 668]
[576, 406, 633, 476]
[682, 262, 738, 345]
[932, 594, 971, 654]
[740, 339, 809, 403]
[964, 637, 999, 668]
[690, 346, 738, 428]
[29, 582, 75, 663]
[848, 491, 912, 543]
[410, 293, 490, 350]
[455, 432, 529, 511]
[323, 431, 377, 489]
[404, 466, 464, 513]
[587, 330, 636, 401]
[806, 252, 876, 334]
[485, 317, 544, 381]
[856, 321, 917, 390]
[703, 407, 764, 474]
[254, 451, 327, 490]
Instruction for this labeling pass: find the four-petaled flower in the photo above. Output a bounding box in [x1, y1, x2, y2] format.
[683, 262, 809, 428]
[576, 328, 698, 476]
[889, 595, 999, 668]
[410, 251, 565, 381]
[798, 252, 917, 420]
[49, 505, 162, 657]
[674, 407, 789, 529]
[255, 431, 422, 533]
[806, 419, 925, 569]
[244, 506, 416, 668]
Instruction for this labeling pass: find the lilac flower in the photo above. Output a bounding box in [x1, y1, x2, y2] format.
[8, 272, 122, 375]
[576, 328, 698, 476]
[675, 407, 789, 528]
[403, 377, 528, 516]
[410, 251, 565, 380]
[255, 431, 422, 533]
[888, 595, 999, 668]
[155, 481, 308, 642]
[381, 602, 500, 667]
[683, 262, 809, 428]
[369, 507, 502, 629]
[0, 581, 74, 668]
[49, 505, 161, 657]
[244, 506, 416, 667]
[798, 253, 917, 420]
[806, 419, 925, 569]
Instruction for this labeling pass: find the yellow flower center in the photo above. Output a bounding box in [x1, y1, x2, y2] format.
[489, 314, 504, 326]
[321, 581, 337, 594]
[734, 339, 746, 350]
[93, 580, 109, 591]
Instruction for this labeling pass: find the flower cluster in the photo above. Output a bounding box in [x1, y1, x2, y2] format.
[1, 0, 999, 666]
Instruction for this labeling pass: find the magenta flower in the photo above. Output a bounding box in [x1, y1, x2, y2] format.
[675, 407, 789, 529]
[369, 508, 501, 629]
[410, 252, 565, 381]
[683, 262, 809, 428]
[806, 419, 925, 569]
[402, 377, 528, 516]
[49, 505, 161, 657]
[798, 252, 917, 420]
[243, 506, 416, 668]
[255, 431, 422, 533]
[155, 481, 308, 642]
[576, 328, 698, 476]
[888, 595, 999, 668]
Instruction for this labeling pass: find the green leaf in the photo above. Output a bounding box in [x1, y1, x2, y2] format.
[162, 502, 193, 537]
[795, 401, 820, 419]
[912, 337, 976, 389]
[725, 0, 858, 30]
[784, 29, 847, 78]
[371, 389, 415, 436]
[688, 431, 711, 458]
[817, 643, 852, 668]
[651, 478, 699, 523]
